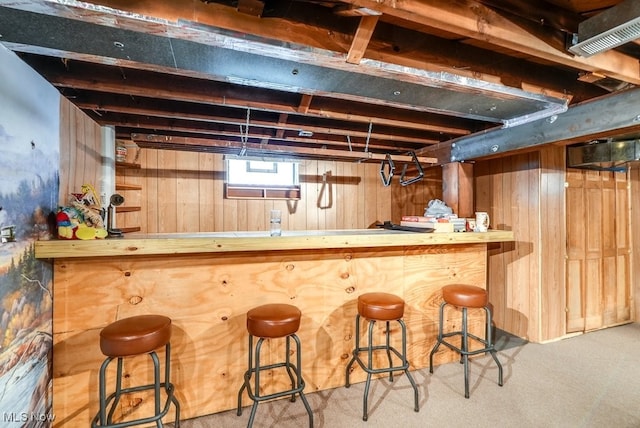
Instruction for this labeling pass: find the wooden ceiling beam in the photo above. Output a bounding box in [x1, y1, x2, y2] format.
[342, 0, 640, 85]
[346, 15, 379, 64]
[298, 94, 313, 114]
[130, 133, 437, 164]
[4, 0, 591, 98]
[97, 111, 438, 149]
[23, 55, 472, 136]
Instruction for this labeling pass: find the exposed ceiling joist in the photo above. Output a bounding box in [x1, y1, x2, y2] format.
[0, 6, 568, 126]
[2, 0, 639, 164]
[131, 133, 438, 164]
[343, 0, 640, 85]
[346, 15, 379, 64]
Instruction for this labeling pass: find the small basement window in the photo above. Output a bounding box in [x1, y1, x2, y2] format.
[225, 156, 301, 200]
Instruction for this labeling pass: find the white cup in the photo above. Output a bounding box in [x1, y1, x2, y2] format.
[475, 212, 490, 232]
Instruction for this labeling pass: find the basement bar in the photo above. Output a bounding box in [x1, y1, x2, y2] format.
[37, 230, 513, 424]
[2, 1, 640, 427]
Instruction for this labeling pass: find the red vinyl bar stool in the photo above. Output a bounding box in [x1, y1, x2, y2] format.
[345, 292, 419, 421]
[429, 284, 503, 398]
[237, 303, 313, 428]
[91, 314, 180, 428]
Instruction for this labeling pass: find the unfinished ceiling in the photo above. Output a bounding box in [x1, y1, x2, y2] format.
[1, 0, 640, 166]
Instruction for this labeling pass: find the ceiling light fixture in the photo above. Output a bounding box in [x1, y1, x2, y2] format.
[569, 0, 640, 57]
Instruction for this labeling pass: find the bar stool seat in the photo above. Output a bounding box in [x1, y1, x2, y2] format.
[429, 285, 503, 398]
[237, 304, 313, 428]
[92, 314, 180, 428]
[246, 304, 301, 338]
[346, 292, 419, 421]
[100, 315, 172, 357]
[443, 284, 488, 308]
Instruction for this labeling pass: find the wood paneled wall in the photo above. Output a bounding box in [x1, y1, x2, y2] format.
[539, 147, 568, 340]
[477, 145, 636, 343]
[475, 150, 552, 342]
[118, 148, 441, 234]
[58, 97, 102, 206]
[60, 114, 639, 344]
[476, 147, 567, 342]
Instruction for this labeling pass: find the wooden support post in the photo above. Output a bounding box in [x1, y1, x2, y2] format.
[442, 162, 473, 218]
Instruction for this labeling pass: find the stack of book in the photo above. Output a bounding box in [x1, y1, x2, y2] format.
[400, 215, 455, 233]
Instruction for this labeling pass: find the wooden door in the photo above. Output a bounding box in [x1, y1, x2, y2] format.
[565, 169, 631, 333]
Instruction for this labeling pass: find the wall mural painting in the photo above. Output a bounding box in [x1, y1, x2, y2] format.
[0, 46, 59, 426]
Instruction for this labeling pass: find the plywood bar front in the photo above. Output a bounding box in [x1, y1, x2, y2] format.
[37, 230, 513, 426]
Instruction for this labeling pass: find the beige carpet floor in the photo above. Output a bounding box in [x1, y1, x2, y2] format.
[171, 323, 640, 428]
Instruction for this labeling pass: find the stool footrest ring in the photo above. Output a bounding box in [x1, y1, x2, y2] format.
[237, 333, 313, 428]
[439, 331, 496, 356]
[240, 362, 306, 403]
[429, 300, 503, 399]
[91, 346, 180, 428]
[345, 314, 419, 421]
[350, 345, 410, 374]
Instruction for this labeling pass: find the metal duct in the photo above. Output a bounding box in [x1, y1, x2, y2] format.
[569, 0, 640, 57]
[567, 139, 640, 171]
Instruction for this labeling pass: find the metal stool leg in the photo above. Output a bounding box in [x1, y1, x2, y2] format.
[362, 319, 376, 421]
[429, 301, 446, 372]
[429, 300, 504, 399]
[398, 319, 419, 412]
[237, 334, 252, 416]
[291, 334, 314, 427]
[93, 346, 179, 428]
[484, 306, 503, 387]
[284, 336, 297, 402]
[462, 307, 470, 398]
[347, 313, 419, 421]
[345, 314, 361, 388]
[164, 344, 180, 428]
[238, 333, 313, 428]
[385, 321, 393, 382]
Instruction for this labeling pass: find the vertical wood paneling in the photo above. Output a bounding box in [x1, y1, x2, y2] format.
[630, 168, 640, 321]
[391, 166, 442, 220]
[303, 159, 318, 230]
[213, 155, 225, 232]
[158, 150, 178, 232]
[142, 148, 158, 233]
[198, 153, 215, 232]
[539, 146, 566, 340]
[175, 151, 200, 233]
[58, 97, 101, 205]
[355, 162, 367, 229]
[124, 149, 435, 234]
[616, 175, 631, 322]
[58, 98, 71, 205]
[478, 152, 544, 341]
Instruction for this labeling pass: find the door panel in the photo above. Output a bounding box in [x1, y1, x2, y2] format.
[565, 169, 631, 333]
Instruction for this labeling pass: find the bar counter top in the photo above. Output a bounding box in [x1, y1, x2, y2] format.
[35, 229, 514, 259]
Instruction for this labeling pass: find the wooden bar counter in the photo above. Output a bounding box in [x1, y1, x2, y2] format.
[36, 229, 513, 426]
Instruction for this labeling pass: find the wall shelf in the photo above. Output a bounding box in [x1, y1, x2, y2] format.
[115, 161, 141, 169]
[116, 183, 142, 191]
[225, 184, 301, 200]
[116, 206, 141, 213]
